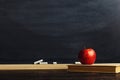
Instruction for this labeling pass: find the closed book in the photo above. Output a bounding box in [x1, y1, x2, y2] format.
[68, 63, 120, 73]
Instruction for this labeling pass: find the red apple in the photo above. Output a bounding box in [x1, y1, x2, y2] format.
[78, 48, 96, 64]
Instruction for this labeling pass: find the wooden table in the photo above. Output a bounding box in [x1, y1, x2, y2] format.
[0, 64, 119, 80]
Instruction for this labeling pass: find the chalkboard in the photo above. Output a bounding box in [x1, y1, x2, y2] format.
[0, 0, 120, 63]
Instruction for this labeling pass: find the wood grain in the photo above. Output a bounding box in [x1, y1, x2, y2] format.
[0, 64, 71, 70]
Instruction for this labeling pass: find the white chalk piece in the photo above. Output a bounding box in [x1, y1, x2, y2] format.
[53, 62, 57, 64]
[40, 59, 43, 62]
[34, 59, 44, 64]
[75, 62, 81, 64]
[40, 62, 48, 64]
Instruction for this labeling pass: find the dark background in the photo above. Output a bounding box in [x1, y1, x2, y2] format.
[0, 0, 120, 63]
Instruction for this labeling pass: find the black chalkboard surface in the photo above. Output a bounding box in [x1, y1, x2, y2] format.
[0, 0, 120, 63]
